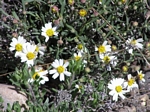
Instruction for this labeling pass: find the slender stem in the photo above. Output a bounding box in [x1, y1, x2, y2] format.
[68, 72, 75, 89]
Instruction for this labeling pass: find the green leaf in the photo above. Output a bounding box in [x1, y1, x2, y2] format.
[59, 0, 66, 16]
[12, 11, 20, 20]
[0, 8, 9, 16]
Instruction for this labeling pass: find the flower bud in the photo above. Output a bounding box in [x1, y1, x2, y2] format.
[81, 0, 86, 3]
[85, 67, 91, 73]
[57, 39, 63, 45]
[13, 19, 19, 24]
[133, 21, 138, 27]
[122, 65, 128, 72]
[51, 6, 59, 13]
[111, 45, 117, 51]
[12, 32, 18, 38]
[54, 19, 60, 26]
[133, 6, 137, 10]
[2, 17, 7, 22]
[79, 9, 87, 17]
[68, 0, 74, 5]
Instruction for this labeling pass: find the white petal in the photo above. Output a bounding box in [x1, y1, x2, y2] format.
[75, 85, 79, 88]
[39, 80, 45, 84]
[119, 93, 125, 99]
[40, 70, 48, 76]
[41, 76, 49, 82]
[109, 90, 115, 96]
[52, 73, 59, 79]
[45, 37, 49, 42]
[63, 62, 69, 68]
[137, 38, 143, 42]
[27, 60, 34, 66]
[95, 46, 98, 51]
[64, 71, 71, 76]
[51, 62, 59, 68]
[60, 73, 65, 81]
[49, 69, 57, 74]
[113, 93, 118, 102]
[136, 43, 143, 49]
[103, 41, 107, 46]
[59, 59, 64, 66]
[74, 53, 77, 57]
[9, 47, 15, 51]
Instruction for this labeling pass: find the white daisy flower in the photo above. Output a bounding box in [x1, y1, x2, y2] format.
[9, 36, 27, 57]
[74, 52, 82, 61]
[75, 84, 82, 93]
[41, 22, 58, 42]
[30, 41, 46, 56]
[99, 0, 102, 4]
[35, 44, 46, 56]
[99, 53, 116, 64]
[95, 41, 111, 55]
[137, 70, 145, 82]
[126, 38, 143, 54]
[75, 43, 87, 54]
[99, 53, 117, 71]
[108, 78, 129, 102]
[28, 67, 49, 84]
[124, 74, 138, 91]
[49, 59, 71, 81]
[19, 43, 37, 66]
[73, 52, 87, 66]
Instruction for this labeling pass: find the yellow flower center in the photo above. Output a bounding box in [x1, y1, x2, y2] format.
[32, 72, 40, 80]
[46, 29, 54, 37]
[79, 9, 87, 17]
[77, 44, 83, 50]
[103, 56, 110, 63]
[138, 73, 144, 80]
[98, 45, 106, 53]
[35, 46, 39, 52]
[112, 45, 117, 51]
[79, 85, 82, 89]
[128, 78, 135, 86]
[121, 0, 126, 3]
[15, 43, 22, 51]
[68, 0, 74, 5]
[75, 56, 81, 61]
[115, 85, 122, 93]
[131, 40, 137, 45]
[26, 52, 35, 60]
[122, 66, 128, 72]
[147, 43, 150, 47]
[57, 66, 65, 74]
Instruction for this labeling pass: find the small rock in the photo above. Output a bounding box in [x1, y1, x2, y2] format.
[0, 84, 28, 111]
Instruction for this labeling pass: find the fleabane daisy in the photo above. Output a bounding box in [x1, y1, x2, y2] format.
[75, 43, 87, 54]
[41, 22, 58, 42]
[75, 84, 82, 93]
[28, 67, 49, 84]
[126, 37, 143, 54]
[137, 70, 145, 82]
[95, 41, 111, 55]
[20, 43, 37, 66]
[9, 36, 27, 57]
[108, 78, 129, 102]
[73, 52, 87, 66]
[124, 74, 138, 91]
[74, 52, 82, 61]
[35, 44, 46, 56]
[99, 53, 116, 64]
[49, 59, 71, 81]
[30, 41, 46, 56]
[99, 53, 117, 71]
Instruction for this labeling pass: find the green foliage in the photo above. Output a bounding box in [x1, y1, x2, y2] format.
[1, 0, 150, 111]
